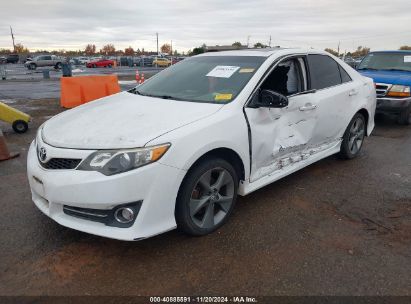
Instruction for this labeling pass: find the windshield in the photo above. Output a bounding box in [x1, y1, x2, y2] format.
[358, 53, 411, 72]
[131, 55, 266, 103]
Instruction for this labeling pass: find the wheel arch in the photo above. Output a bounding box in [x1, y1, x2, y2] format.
[357, 108, 370, 135]
[185, 147, 245, 182]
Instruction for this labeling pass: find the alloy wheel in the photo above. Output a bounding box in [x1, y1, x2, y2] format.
[189, 167, 235, 229]
[348, 117, 365, 154]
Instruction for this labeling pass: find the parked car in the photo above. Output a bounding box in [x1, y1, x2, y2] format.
[133, 56, 154, 67]
[0, 56, 6, 64]
[86, 59, 114, 68]
[153, 57, 171, 67]
[357, 50, 411, 125]
[6, 54, 19, 64]
[77, 57, 91, 65]
[27, 48, 376, 241]
[24, 55, 63, 70]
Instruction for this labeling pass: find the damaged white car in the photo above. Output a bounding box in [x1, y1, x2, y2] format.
[27, 48, 376, 240]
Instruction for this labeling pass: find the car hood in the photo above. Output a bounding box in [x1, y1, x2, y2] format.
[359, 70, 411, 86]
[42, 91, 223, 149]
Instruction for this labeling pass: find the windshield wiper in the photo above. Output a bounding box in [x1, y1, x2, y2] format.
[381, 68, 410, 72]
[357, 67, 378, 71]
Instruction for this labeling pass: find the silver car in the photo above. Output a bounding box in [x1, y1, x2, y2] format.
[24, 55, 63, 70]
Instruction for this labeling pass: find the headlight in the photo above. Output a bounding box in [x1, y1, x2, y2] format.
[387, 85, 411, 97]
[77, 143, 170, 176]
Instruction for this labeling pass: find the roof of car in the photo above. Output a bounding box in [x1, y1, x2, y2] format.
[369, 50, 411, 54]
[199, 47, 325, 58]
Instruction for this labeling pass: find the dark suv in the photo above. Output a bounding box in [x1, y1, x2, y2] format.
[6, 54, 19, 64]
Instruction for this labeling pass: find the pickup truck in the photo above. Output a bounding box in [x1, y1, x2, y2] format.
[357, 51, 411, 125]
[24, 55, 63, 70]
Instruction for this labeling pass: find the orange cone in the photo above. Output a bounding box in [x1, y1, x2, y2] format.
[0, 130, 19, 161]
[135, 70, 140, 82]
[139, 73, 145, 84]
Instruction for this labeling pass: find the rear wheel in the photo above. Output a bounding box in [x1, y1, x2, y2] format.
[176, 158, 238, 236]
[108, 64, 112, 68]
[398, 106, 411, 125]
[12, 120, 28, 134]
[339, 113, 366, 159]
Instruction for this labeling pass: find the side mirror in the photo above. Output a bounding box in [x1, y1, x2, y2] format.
[251, 89, 289, 108]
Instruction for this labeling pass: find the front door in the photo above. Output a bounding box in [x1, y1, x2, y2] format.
[245, 56, 320, 182]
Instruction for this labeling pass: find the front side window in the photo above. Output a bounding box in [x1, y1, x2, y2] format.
[133, 55, 266, 104]
[358, 52, 411, 72]
[308, 55, 342, 90]
[260, 58, 305, 96]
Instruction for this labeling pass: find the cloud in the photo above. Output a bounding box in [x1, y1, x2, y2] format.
[1, 0, 410, 52]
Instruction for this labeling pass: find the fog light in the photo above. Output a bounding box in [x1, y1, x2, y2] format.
[114, 207, 135, 223]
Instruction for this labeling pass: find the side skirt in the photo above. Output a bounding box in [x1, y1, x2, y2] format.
[238, 140, 341, 196]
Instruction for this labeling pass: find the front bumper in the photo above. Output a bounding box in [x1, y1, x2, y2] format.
[376, 97, 411, 113]
[27, 139, 186, 241]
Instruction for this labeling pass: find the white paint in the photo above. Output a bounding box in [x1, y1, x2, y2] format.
[27, 48, 376, 240]
[206, 65, 240, 78]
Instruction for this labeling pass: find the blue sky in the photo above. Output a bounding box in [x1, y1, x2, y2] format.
[1, 0, 410, 53]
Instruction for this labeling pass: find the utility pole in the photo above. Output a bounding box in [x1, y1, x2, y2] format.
[247, 35, 251, 48]
[156, 32, 159, 55]
[269, 35, 272, 47]
[337, 41, 341, 56]
[10, 26, 15, 52]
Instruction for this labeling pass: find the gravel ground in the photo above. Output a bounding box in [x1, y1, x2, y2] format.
[0, 98, 410, 296]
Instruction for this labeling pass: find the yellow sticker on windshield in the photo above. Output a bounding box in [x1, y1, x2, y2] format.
[239, 68, 255, 73]
[215, 93, 233, 101]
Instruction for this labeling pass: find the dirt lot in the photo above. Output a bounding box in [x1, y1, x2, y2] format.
[0, 98, 410, 296]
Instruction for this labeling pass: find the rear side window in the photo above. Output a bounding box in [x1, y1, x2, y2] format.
[308, 55, 342, 90]
[339, 65, 352, 83]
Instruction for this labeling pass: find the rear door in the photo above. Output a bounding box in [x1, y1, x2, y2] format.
[306, 54, 360, 142]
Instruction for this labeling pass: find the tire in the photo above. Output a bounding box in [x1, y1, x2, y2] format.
[29, 63, 36, 70]
[175, 157, 239, 236]
[339, 112, 366, 159]
[93, 64, 97, 68]
[397, 106, 411, 125]
[55, 62, 62, 69]
[108, 64, 112, 68]
[12, 120, 28, 134]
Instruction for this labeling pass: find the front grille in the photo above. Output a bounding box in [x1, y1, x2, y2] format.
[375, 83, 390, 97]
[40, 158, 81, 170]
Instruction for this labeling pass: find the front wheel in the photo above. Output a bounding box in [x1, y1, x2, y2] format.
[55, 62, 62, 69]
[398, 106, 411, 125]
[339, 113, 366, 159]
[175, 158, 239, 236]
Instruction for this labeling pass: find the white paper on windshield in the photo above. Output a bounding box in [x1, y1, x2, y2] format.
[404, 56, 411, 63]
[206, 66, 240, 78]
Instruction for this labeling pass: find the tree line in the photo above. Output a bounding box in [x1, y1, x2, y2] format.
[1, 42, 411, 57]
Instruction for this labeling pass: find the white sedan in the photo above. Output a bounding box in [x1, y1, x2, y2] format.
[27, 48, 376, 240]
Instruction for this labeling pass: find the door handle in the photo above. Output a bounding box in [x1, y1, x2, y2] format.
[349, 90, 359, 96]
[299, 104, 317, 111]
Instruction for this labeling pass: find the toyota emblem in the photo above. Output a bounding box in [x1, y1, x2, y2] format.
[38, 147, 47, 162]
